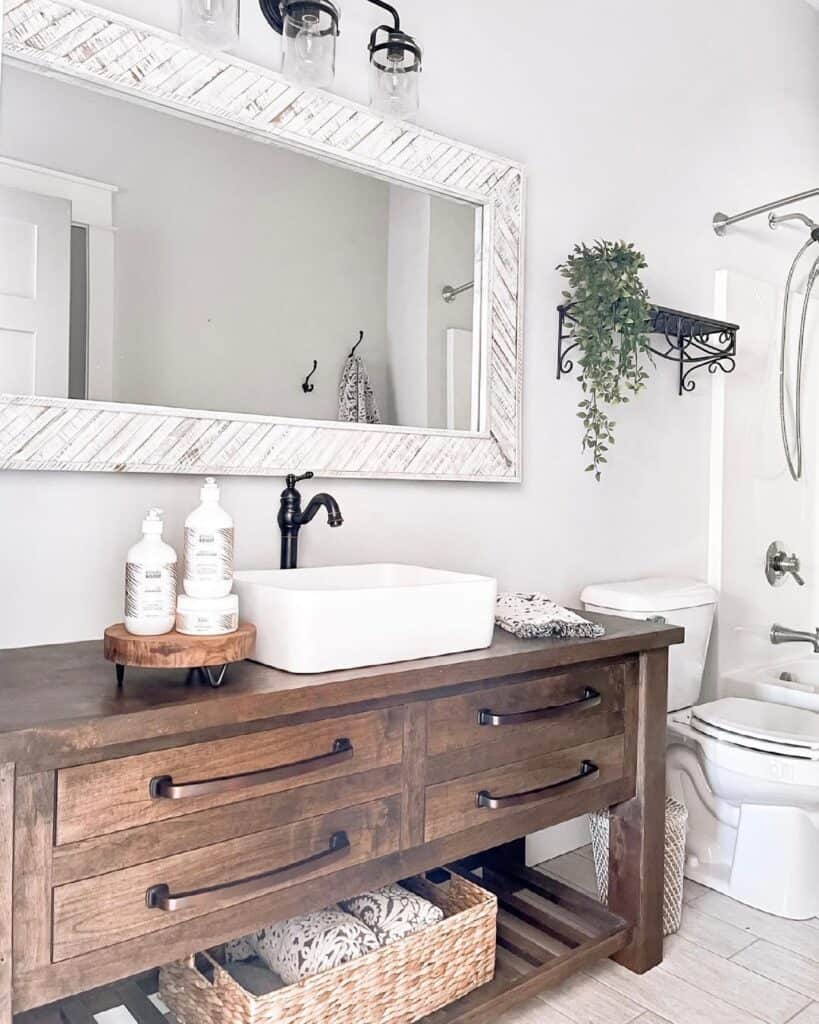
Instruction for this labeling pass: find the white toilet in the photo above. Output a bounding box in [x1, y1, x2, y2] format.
[582, 577, 819, 920]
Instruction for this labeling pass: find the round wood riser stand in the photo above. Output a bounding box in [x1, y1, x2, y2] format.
[103, 623, 256, 688]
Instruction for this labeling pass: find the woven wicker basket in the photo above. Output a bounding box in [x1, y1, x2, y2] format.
[159, 873, 497, 1024]
[589, 797, 688, 936]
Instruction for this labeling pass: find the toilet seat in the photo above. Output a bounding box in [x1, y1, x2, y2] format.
[690, 697, 819, 760]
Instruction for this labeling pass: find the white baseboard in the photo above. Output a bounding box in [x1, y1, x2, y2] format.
[526, 815, 590, 866]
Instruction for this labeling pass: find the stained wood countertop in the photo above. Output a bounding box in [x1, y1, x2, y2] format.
[0, 614, 683, 770]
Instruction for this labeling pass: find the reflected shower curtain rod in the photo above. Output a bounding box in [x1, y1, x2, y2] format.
[713, 187, 819, 235]
[442, 280, 474, 303]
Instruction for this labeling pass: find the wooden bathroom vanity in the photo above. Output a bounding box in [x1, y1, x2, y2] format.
[0, 614, 681, 1022]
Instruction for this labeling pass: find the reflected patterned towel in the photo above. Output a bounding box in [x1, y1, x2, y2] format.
[496, 592, 606, 640]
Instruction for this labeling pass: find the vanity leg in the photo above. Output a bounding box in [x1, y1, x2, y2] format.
[0, 763, 15, 1024]
[607, 648, 668, 974]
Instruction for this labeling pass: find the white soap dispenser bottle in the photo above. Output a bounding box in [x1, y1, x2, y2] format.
[124, 508, 178, 636]
[184, 477, 234, 598]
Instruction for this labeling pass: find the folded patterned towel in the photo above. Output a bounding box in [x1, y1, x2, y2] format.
[496, 593, 605, 640]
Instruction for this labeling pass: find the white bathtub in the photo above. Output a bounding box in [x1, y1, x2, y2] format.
[721, 658, 819, 713]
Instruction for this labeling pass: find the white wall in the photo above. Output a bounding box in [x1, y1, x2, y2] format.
[386, 185, 430, 427]
[1, 0, 819, 657]
[708, 269, 819, 692]
[0, 66, 392, 422]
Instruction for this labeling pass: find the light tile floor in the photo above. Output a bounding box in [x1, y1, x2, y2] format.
[498, 846, 819, 1024]
[77, 846, 819, 1024]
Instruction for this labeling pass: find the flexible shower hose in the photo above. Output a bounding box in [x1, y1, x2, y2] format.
[780, 240, 819, 481]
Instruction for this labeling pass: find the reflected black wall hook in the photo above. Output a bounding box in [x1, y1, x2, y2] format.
[302, 360, 318, 393]
[349, 331, 364, 357]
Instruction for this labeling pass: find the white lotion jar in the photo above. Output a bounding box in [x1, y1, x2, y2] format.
[184, 477, 234, 598]
[176, 594, 239, 636]
[124, 508, 178, 636]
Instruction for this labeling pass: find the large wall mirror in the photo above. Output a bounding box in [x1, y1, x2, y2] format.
[0, 0, 524, 481]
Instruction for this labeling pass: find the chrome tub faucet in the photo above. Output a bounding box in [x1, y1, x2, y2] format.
[770, 623, 819, 652]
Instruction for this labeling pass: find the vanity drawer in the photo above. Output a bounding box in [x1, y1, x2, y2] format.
[55, 708, 404, 845]
[52, 795, 400, 961]
[425, 661, 632, 779]
[424, 734, 629, 842]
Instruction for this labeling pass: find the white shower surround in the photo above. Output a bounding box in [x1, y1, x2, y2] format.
[0, 0, 524, 481]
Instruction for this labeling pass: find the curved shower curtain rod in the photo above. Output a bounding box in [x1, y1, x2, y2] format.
[713, 187, 819, 235]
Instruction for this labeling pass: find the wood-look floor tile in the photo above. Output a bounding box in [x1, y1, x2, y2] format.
[632, 1015, 674, 1024]
[661, 934, 810, 1024]
[682, 878, 709, 904]
[587, 957, 766, 1024]
[496, 999, 575, 1023]
[785, 1005, 819, 1024]
[732, 940, 819, 1001]
[540, 971, 643, 1024]
[540, 852, 599, 897]
[695, 893, 819, 962]
[677, 905, 757, 957]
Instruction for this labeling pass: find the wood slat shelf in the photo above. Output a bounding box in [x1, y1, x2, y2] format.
[420, 863, 631, 1022]
[15, 868, 629, 1024]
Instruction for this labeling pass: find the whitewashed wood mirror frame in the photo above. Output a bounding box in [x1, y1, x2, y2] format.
[0, 0, 524, 482]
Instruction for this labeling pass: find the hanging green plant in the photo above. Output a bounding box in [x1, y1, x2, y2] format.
[558, 240, 652, 480]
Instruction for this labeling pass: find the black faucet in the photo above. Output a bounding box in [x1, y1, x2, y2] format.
[278, 472, 343, 569]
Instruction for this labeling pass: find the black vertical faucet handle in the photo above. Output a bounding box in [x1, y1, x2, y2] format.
[286, 471, 314, 489]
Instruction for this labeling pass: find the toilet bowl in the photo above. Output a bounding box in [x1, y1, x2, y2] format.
[582, 576, 819, 920]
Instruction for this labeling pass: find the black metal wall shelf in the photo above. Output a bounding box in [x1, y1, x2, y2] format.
[557, 304, 740, 396]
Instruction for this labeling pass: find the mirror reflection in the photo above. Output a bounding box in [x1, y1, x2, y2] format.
[0, 66, 484, 431]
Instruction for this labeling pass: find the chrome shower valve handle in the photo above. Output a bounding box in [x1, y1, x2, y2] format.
[766, 541, 805, 587]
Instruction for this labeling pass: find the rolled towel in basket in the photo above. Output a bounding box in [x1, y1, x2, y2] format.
[496, 593, 605, 640]
[339, 883, 444, 946]
[227, 907, 380, 986]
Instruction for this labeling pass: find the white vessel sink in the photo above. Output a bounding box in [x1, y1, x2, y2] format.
[233, 563, 498, 674]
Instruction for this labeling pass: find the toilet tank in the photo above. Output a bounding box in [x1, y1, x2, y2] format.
[581, 577, 717, 712]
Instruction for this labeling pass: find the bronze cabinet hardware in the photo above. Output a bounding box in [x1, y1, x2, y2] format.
[148, 738, 354, 800]
[475, 760, 599, 810]
[145, 830, 351, 912]
[477, 687, 601, 727]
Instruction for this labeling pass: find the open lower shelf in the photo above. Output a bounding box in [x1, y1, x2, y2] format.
[420, 862, 631, 1023]
[16, 864, 630, 1024]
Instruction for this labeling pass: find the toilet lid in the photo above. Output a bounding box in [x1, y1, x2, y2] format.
[691, 698, 819, 757]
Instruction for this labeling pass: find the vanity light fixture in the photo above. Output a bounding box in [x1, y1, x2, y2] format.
[179, 0, 240, 51]
[367, 0, 422, 121]
[258, 0, 422, 118]
[259, 0, 341, 88]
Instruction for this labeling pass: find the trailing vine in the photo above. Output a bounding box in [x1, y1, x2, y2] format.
[558, 240, 652, 480]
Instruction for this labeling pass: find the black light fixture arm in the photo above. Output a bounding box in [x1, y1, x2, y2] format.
[366, 0, 400, 30]
[260, 0, 399, 35]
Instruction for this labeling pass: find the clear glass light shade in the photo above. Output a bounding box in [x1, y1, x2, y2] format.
[179, 0, 239, 51]
[369, 62, 420, 120]
[368, 30, 421, 121]
[281, 2, 340, 89]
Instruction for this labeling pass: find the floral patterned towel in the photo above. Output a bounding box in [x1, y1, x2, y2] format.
[496, 592, 605, 640]
[225, 908, 379, 985]
[339, 883, 444, 946]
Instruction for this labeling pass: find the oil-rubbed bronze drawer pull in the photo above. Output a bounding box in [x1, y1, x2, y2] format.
[149, 738, 354, 800]
[478, 687, 601, 727]
[476, 760, 599, 810]
[145, 830, 351, 912]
